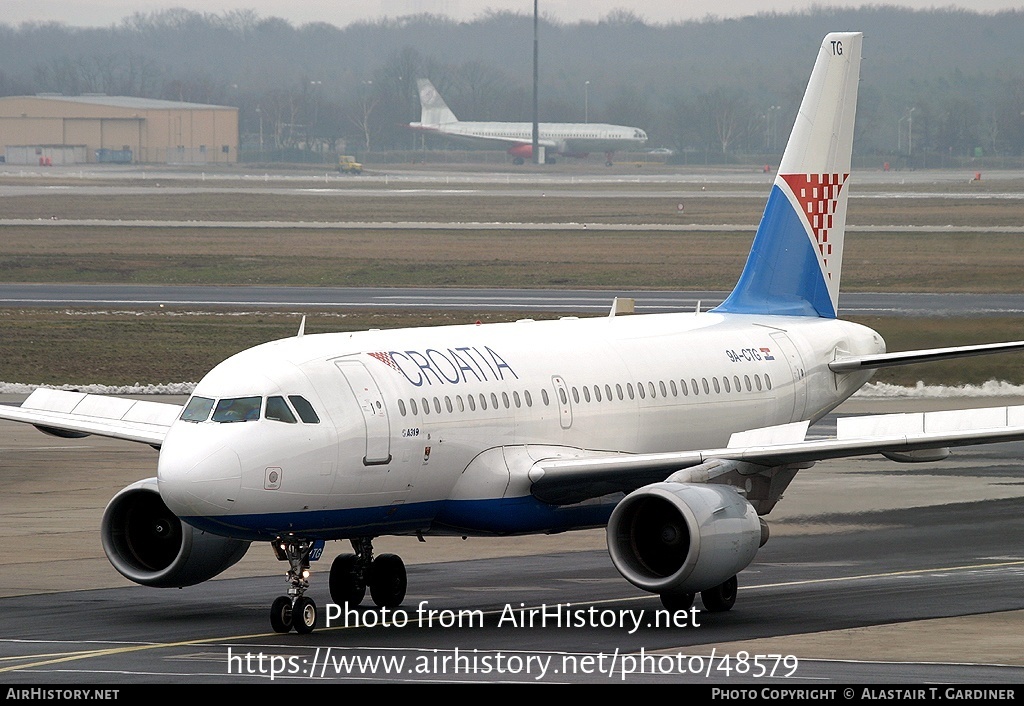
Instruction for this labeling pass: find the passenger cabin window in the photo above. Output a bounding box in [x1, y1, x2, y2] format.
[181, 396, 214, 422]
[265, 396, 297, 423]
[212, 396, 262, 423]
[289, 396, 321, 424]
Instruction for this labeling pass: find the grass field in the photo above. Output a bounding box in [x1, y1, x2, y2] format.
[1, 308, 1022, 388]
[0, 167, 1021, 387]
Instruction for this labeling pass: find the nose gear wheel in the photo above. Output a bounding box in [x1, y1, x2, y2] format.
[269, 536, 319, 634]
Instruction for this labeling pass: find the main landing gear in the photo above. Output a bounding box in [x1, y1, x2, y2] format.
[659, 575, 739, 613]
[268, 536, 408, 635]
[329, 537, 407, 609]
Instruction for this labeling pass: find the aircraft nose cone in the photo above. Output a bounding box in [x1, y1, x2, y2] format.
[158, 434, 242, 518]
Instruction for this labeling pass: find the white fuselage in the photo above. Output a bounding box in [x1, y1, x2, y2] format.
[156, 311, 882, 541]
[409, 121, 648, 155]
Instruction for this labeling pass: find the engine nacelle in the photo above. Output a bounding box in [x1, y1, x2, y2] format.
[507, 144, 533, 158]
[101, 478, 250, 588]
[606, 482, 760, 595]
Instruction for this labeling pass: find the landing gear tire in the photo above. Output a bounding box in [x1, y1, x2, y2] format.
[659, 591, 695, 612]
[330, 553, 366, 606]
[293, 596, 318, 634]
[606, 161, 614, 166]
[700, 575, 738, 612]
[513, 157, 525, 165]
[369, 553, 407, 608]
[270, 595, 293, 633]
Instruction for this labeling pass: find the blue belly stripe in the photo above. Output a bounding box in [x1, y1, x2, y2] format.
[181, 496, 617, 541]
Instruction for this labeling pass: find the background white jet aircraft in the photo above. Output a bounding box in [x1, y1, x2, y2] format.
[4, 32, 1024, 635]
[408, 78, 648, 165]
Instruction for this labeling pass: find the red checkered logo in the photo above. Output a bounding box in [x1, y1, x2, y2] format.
[781, 173, 848, 280]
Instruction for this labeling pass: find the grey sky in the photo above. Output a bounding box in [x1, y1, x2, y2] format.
[4, 0, 1023, 28]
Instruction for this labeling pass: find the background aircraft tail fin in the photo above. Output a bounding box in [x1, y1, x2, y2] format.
[715, 32, 862, 319]
[417, 79, 459, 126]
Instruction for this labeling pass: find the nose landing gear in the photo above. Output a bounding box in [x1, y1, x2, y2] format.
[269, 537, 319, 634]
[267, 536, 408, 634]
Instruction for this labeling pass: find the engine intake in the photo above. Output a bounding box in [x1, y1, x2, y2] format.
[606, 482, 760, 595]
[101, 478, 250, 588]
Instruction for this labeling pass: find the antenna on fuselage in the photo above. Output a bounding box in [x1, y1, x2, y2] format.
[297, 315, 306, 337]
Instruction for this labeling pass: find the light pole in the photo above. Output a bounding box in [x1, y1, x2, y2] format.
[255, 106, 263, 153]
[768, 105, 780, 151]
[908, 107, 915, 156]
[532, 0, 540, 164]
[584, 80, 590, 123]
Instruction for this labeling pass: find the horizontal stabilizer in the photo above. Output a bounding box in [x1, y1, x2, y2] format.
[830, 340, 1024, 372]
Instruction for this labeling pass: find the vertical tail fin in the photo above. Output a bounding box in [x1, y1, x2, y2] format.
[416, 79, 459, 126]
[715, 32, 862, 319]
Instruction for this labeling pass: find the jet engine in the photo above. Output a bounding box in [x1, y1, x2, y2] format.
[507, 144, 534, 159]
[101, 478, 250, 588]
[606, 482, 761, 596]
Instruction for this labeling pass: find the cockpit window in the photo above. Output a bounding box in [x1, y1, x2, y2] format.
[212, 396, 262, 423]
[265, 396, 297, 424]
[288, 395, 320, 424]
[181, 396, 215, 422]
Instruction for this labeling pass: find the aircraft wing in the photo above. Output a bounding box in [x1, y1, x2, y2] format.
[0, 388, 180, 447]
[487, 135, 558, 149]
[528, 404, 1024, 504]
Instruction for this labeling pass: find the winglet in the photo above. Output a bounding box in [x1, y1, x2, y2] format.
[715, 32, 862, 318]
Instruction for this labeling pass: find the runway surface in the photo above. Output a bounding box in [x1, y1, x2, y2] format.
[2, 284, 1024, 317]
[2, 397, 1024, 684]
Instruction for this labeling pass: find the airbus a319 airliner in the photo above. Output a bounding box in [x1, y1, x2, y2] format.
[4, 33, 1024, 634]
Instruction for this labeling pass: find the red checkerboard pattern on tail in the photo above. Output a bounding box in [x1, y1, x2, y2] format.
[780, 173, 849, 281]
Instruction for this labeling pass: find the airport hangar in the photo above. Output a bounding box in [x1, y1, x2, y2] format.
[0, 95, 238, 165]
